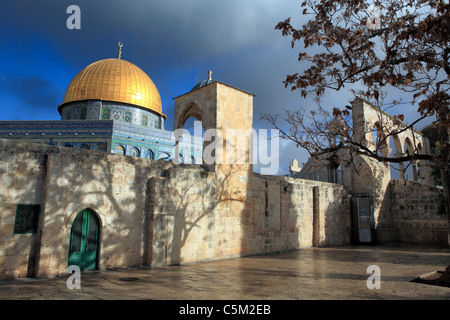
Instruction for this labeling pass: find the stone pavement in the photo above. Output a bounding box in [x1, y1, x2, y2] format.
[0, 244, 449, 300]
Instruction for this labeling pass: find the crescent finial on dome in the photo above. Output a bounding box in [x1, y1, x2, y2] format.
[118, 42, 123, 59]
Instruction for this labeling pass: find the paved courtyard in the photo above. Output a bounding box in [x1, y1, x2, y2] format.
[0, 244, 449, 300]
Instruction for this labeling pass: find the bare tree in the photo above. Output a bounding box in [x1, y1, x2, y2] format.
[263, 0, 449, 234]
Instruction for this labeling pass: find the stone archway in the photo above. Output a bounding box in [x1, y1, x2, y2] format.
[389, 134, 404, 179]
[174, 90, 217, 169]
[173, 81, 254, 173]
[371, 121, 390, 161]
[403, 137, 418, 181]
[173, 102, 206, 165]
[175, 102, 204, 131]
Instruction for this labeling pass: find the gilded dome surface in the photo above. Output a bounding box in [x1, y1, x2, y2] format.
[59, 58, 164, 117]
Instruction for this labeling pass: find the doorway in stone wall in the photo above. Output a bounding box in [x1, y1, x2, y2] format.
[68, 209, 100, 271]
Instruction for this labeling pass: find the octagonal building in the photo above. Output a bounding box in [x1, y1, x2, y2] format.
[0, 54, 202, 163]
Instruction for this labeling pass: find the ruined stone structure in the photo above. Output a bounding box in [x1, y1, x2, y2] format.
[297, 98, 446, 245]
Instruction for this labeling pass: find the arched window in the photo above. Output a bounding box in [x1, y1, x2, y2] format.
[79, 144, 90, 150]
[115, 145, 125, 155]
[96, 143, 107, 152]
[158, 152, 170, 161]
[146, 150, 155, 159]
[63, 143, 73, 148]
[131, 147, 140, 157]
[191, 156, 196, 164]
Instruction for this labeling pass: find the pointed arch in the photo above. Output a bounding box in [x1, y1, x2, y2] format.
[67, 208, 101, 271]
[175, 102, 204, 130]
[403, 137, 419, 181]
[65, 205, 104, 229]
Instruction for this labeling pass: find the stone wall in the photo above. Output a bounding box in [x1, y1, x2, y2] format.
[0, 140, 47, 278]
[376, 180, 447, 245]
[149, 167, 351, 267]
[1, 135, 445, 280]
[0, 138, 176, 278]
[0, 137, 352, 279]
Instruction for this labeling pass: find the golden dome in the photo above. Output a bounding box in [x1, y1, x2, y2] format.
[59, 58, 165, 117]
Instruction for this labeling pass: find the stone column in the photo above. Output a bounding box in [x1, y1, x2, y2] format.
[395, 153, 407, 180]
[412, 161, 418, 182]
[312, 186, 320, 247]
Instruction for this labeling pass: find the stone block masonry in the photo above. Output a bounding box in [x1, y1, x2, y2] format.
[0, 138, 352, 279]
[0, 135, 445, 280]
[149, 169, 351, 266]
[376, 180, 447, 245]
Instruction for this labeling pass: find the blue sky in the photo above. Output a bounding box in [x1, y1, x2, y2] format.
[0, 0, 433, 175]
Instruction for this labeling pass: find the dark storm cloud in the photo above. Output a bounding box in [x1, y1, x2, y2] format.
[1, 0, 434, 175]
[0, 0, 322, 173]
[0, 0, 306, 101]
[4, 1, 308, 99]
[0, 75, 59, 110]
[1, 0, 302, 63]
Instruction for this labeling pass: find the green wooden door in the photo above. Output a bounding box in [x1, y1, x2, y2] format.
[68, 209, 99, 271]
